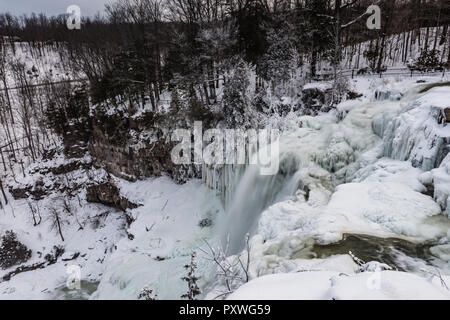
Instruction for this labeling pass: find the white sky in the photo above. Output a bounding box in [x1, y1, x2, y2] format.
[0, 0, 111, 17]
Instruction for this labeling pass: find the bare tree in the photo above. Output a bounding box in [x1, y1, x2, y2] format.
[27, 200, 42, 226]
[0, 178, 7, 206]
[199, 234, 251, 299]
[421, 267, 449, 290]
[48, 206, 66, 242]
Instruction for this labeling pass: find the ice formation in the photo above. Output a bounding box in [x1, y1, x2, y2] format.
[228, 271, 450, 300]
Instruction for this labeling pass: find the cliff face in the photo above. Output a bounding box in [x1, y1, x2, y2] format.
[87, 105, 201, 184]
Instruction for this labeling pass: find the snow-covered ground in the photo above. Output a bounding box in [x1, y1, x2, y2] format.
[228, 270, 450, 300]
[0, 171, 224, 299]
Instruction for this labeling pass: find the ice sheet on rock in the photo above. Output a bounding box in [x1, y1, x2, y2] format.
[381, 86, 450, 171]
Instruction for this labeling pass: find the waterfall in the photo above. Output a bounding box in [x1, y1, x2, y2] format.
[202, 164, 247, 209]
[205, 82, 450, 255]
[213, 132, 329, 254]
[217, 164, 303, 255]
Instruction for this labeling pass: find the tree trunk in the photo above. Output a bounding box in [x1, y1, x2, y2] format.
[332, 0, 342, 104]
[0, 178, 7, 205]
[55, 214, 64, 242]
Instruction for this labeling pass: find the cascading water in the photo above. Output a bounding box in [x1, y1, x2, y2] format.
[212, 114, 358, 254]
[216, 160, 303, 255]
[208, 82, 450, 256]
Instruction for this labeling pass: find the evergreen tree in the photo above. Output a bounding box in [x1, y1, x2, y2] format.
[181, 251, 201, 300]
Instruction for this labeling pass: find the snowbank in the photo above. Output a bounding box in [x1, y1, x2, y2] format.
[92, 177, 224, 300]
[228, 271, 450, 300]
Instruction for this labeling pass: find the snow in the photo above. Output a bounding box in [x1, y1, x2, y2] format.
[228, 271, 450, 300]
[255, 181, 444, 261]
[1, 41, 450, 300]
[325, 182, 441, 240]
[353, 158, 426, 192]
[0, 197, 127, 299]
[340, 26, 449, 71]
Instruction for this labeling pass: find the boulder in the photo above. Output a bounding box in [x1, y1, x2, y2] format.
[86, 179, 139, 211]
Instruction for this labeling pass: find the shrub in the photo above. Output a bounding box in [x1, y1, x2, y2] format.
[408, 50, 444, 72]
[0, 231, 32, 269]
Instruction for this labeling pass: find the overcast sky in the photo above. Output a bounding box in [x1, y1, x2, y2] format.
[0, 0, 111, 17]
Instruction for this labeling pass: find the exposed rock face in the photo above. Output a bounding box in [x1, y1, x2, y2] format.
[302, 87, 328, 113]
[89, 125, 178, 182]
[8, 156, 94, 200]
[61, 251, 80, 261]
[2, 245, 65, 281]
[88, 108, 201, 184]
[9, 186, 32, 200]
[433, 106, 450, 125]
[86, 179, 139, 211]
[301, 84, 333, 115]
[444, 108, 450, 123]
[9, 178, 47, 200]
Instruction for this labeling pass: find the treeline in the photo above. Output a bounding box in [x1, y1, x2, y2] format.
[1, 0, 449, 106]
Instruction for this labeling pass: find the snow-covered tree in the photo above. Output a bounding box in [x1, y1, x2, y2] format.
[259, 19, 300, 93]
[222, 58, 255, 128]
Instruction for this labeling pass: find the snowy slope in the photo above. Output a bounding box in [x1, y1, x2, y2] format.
[228, 271, 450, 300]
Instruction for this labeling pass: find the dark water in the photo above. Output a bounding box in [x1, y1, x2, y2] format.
[54, 280, 99, 300]
[296, 234, 440, 272]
